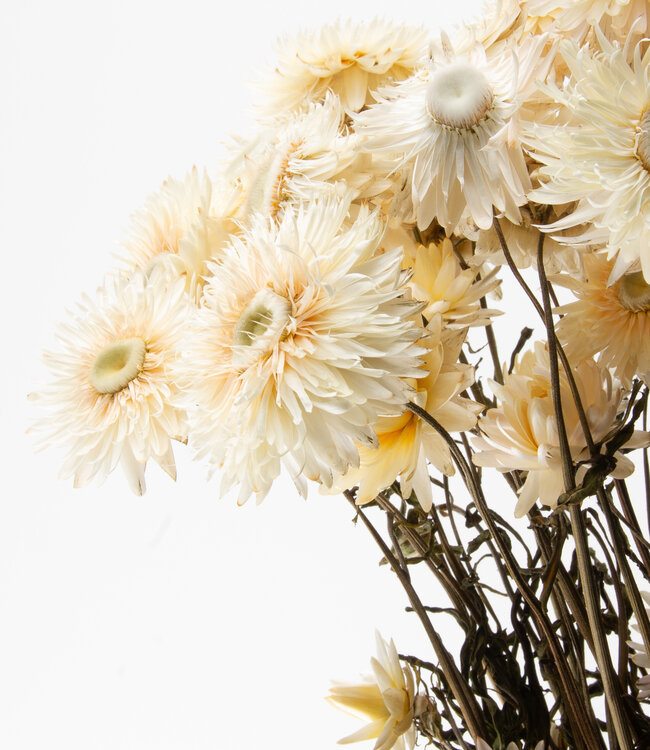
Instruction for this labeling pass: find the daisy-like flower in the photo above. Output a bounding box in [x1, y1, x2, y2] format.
[30, 268, 190, 495]
[407, 238, 501, 328]
[525, 31, 650, 281]
[327, 632, 418, 750]
[628, 591, 650, 699]
[554, 252, 650, 386]
[355, 32, 551, 233]
[263, 19, 427, 115]
[225, 93, 378, 223]
[181, 193, 425, 504]
[331, 321, 482, 512]
[120, 166, 239, 294]
[472, 341, 640, 517]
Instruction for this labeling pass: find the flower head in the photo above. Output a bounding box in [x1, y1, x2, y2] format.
[264, 19, 427, 115]
[30, 268, 190, 494]
[181, 194, 425, 503]
[327, 632, 417, 750]
[526, 31, 650, 280]
[472, 341, 640, 517]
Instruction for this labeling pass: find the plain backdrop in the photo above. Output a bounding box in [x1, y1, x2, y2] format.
[0, 1, 546, 748]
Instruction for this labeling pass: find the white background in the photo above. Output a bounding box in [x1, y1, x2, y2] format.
[0, 1, 543, 748]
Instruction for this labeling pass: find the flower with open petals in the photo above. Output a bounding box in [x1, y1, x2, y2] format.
[30, 268, 190, 494]
[327, 632, 417, 750]
[472, 341, 641, 517]
[555, 252, 650, 387]
[354, 32, 555, 233]
[264, 19, 426, 115]
[181, 194, 425, 503]
[526, 31, 650, 280]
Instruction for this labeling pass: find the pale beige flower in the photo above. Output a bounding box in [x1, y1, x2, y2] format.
[180, 194, 425, 504]
[30, 268, 190, 495]
[354, 32, 551, 233]
[554, 252, 650, 387]
[472, 341, 640, 517]
[628, 591, 650, 699]
[407, 238, 501, 328]
[327, 632, 417, 750]
[526, 31, 650, 281]
[120, 166, 239, 295]
[331, 320, 481, 512]
[263, 19, 427, 115]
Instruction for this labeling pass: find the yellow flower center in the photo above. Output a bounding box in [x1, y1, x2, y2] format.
[232, 288, 292, 368]
[89, 337, 146, 394]
[616, 271, 650, 312]
[426, 62, 493, 130]
[636, 108, 650, 171]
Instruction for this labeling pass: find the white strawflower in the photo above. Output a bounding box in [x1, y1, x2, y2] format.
[181, 194, 425, 504]
[628, 591, 650, 699]
[120, 166, 239, 293]
[526, 31, 650, 281]
[264, 19, 427, 115]
[355, 33, 550, 233]
[327, 632, 417, 750]
[472, 342, 641, 517]
[30, 268, 190, 495]
[225, 93, 377, 223]
[555, 252, 650, 387]
[523, 0, 648, 41]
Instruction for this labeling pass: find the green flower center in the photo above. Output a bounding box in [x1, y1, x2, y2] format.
[617, 271, 650, 312]
[232, 288, 292, 368]
[637, 109, 650, 171]
[426, 62, 493, 130]
[90, 337, 146, 394]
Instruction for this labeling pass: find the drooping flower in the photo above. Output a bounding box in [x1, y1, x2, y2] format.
[525, 31, 650, 280]
[472, 341, 642, 517]
[355, 32, 551, 233]
[331, 321, 482, 511]
[263, 19, 427, 115]
[180, 194, 425, 504]
[120, 166, 239, 294]
[30, 268, 190, 495]
[327, 632, 417, 750]
[554, 252, 650, 387]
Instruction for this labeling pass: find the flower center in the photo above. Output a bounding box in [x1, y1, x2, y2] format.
[90, 337, 146, 394]
[232, 288, 292, 368]
[426, 62, 493, 130]
[616, 271, 650, 312]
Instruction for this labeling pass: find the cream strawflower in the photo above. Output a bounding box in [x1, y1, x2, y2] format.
[554, 252, 650, 387]
[30, 268, 190, 495]
[407, 238, 501, 328]
[120, 166, 239, 294]
[327, 632, 417, 750]
[225, 93, 379, 223]
[181, 194, 425, 504]
[355, 33, 550, 233]
[526, 31, 650, 281]
[472, 341, 639, 517]
[332, 321, 482, 512]
[264, 19, 427, 115]
[523, 0, 648, 41]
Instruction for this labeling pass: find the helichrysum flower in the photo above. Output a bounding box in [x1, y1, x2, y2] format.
[354, 32, 551, 233]
[525, 31, 650, 280]
[181, 194, 425, 504]
[264, 19, 427, 115]
[554, 252, 650, 387]
[120, 166, 238, 293]
[327, 632, 417, 750]
[331, 321, 482, 512]
[30, 268, 190, 495]
[472, 341, 640, 517]
[407, 238, 501, 329]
